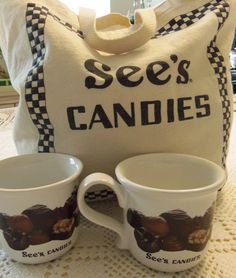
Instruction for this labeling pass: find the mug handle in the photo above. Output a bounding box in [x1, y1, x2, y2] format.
[78, 173, 128, 249]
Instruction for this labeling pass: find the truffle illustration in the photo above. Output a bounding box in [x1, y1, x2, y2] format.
[160, 210, 193, 239]
[64, 189, 78, 218]
[127, 209, 143, 229]
[134, 227, 161, 253]
[53, 206, 70, 221]
[52, 218, 75, 240]
[0, 188, 80, 251]
[3, 228, 29, 251]
[29, 230, 51, 245]
[127, 204, 214, 253]
[186, 228, 211, 251]
[141, 217, 170, 237]
[202, 205, 214, 229]
[73, 209, 80, 227]
[22, 205, 57, 232]
[0, 213, 9, 230]
[160, 235, 185, 252]
[7, 215, 34, 234]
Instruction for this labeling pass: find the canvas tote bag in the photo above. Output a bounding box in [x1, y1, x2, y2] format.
[0, 0, 235, 199]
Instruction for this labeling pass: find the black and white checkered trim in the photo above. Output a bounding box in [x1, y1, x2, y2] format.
[25, 3, 83, 152]
[25, 4, 116, 202]
[48, 12, 84, 38]
[26, 4, 54, 152]
[155, 0, 231, 167]
[203, 1, 231, 168]
[155, 0, 228, 38]
[207, 39, 231, 167]
[24, 1, 231, 204]
[85, 189, 115, 201]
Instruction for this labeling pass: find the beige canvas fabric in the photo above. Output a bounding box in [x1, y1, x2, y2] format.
[0, 0, 235, 189]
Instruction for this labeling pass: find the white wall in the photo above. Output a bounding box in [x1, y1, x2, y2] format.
[110, 0, 133, 15]
[151, 0, 164, 6]
[110, 0, 164, 15]
[59, 1, 164, 16]
[59, 0, 110, 17]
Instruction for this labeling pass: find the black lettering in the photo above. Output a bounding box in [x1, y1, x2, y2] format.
[22, 252, 27, 257]
[146, 253, 152, 259]
[89, 105, 113, 129]
[170, 54, 178, 63]
[195, 95, 211, 118]
[85, 59, 113, 89]
[177, 60, 190, 84]
[67, 107, 87, 130]
[116, 66, 143, 87]
[163, 259, 169, 264]
[167, 99, 174, 123]
[178, 97, 194, 121]
[113, 103, 135, 127]
[141, 101, 161, 125]
[146, 61, 171, 85]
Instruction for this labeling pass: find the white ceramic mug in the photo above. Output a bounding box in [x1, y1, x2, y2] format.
[78, 153, 226, 272]
[0, 153, 83, 264]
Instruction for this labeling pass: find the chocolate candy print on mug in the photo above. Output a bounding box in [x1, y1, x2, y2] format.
[0, 153, 83, 264]
[78, 153, 226, 272]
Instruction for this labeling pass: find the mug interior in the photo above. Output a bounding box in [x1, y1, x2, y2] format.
[116, 153, 226, 192]
[0, 153, 83, 190]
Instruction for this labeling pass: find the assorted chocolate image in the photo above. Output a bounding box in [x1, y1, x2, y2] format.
[127, 204, 214, 253]
[0, 187, 79, 251]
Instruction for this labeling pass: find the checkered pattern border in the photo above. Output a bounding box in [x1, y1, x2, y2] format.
[207, 2, 231, 167]
[47, 12, 84, 39]
[25, 3, 83, 152]
[155, 0, 228, 38]
[155, 0, 231, 167]
[85, 189, 115, 202]
[25, 4, 54, 152]
[207, 40, 231, 167]
[25, 4, 115, 202]
[24, 1, 231, 203]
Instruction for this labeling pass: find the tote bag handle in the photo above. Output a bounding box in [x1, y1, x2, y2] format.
[79, 7, 157, 54]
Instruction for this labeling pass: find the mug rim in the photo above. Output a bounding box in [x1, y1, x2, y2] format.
[115, 153, 226, 195]
[0, 153, 83, 192]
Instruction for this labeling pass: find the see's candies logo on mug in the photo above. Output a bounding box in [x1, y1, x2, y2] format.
[78, 153, 226, 272]
[0, 153, 83, 264]
[0, 189, 78, 251]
